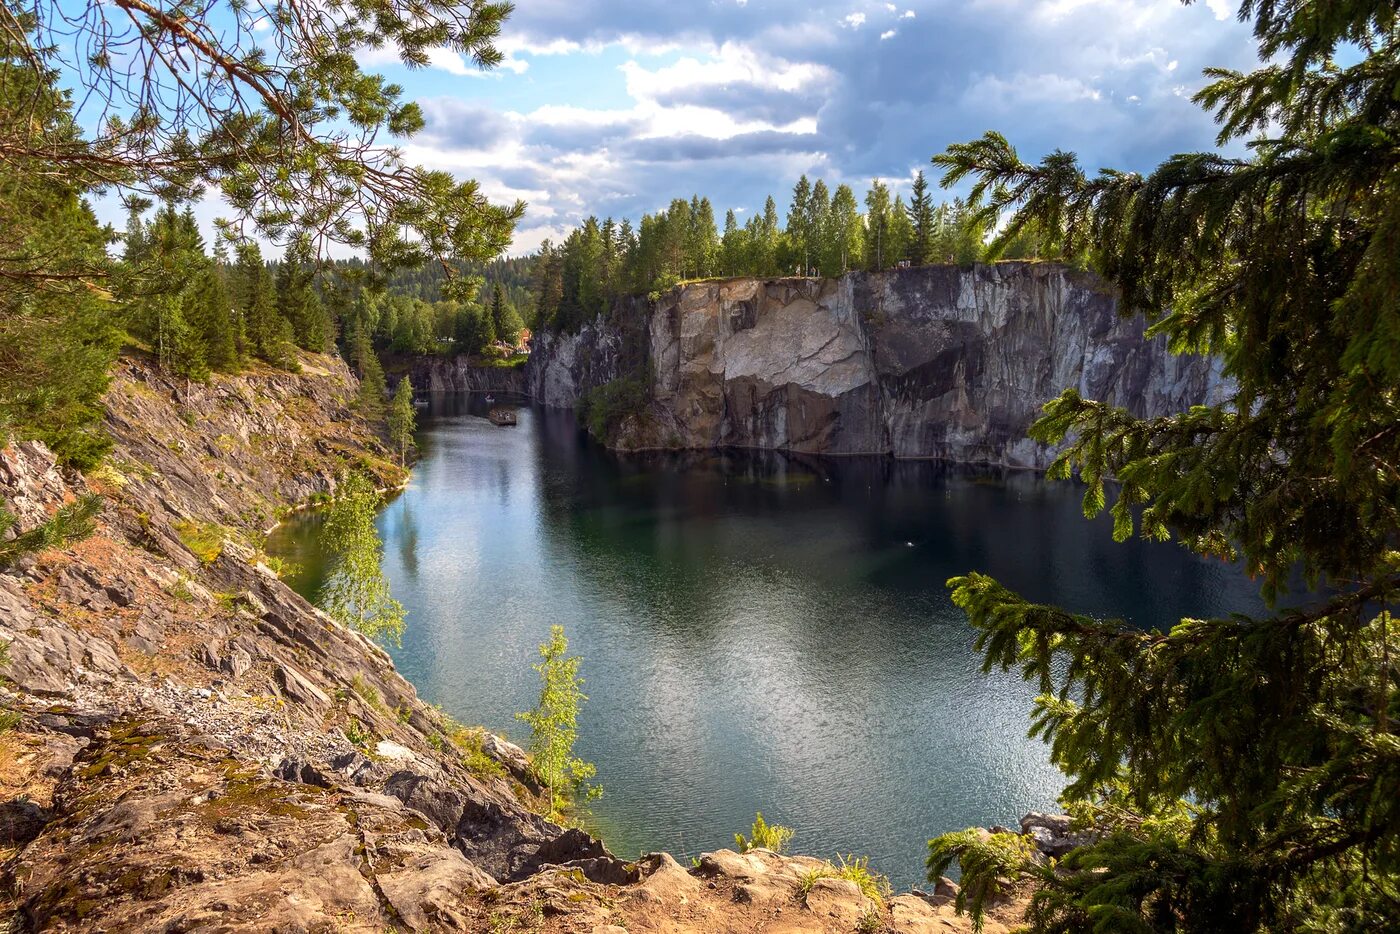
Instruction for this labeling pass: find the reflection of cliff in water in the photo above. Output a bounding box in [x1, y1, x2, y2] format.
[528, 406, 1263, 635]
[266, 397, 1275, 890]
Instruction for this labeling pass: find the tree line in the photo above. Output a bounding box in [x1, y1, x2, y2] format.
[531, 170, 1064, 332]
[0, 0, 519, 471]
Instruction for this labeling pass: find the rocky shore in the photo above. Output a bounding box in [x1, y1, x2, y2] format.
[1, 351, 1061, 932]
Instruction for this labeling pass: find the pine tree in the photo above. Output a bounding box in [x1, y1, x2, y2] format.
[353, 334, 388, 421]
[197, 265, 239, 371]
[905, 170, 936, 265]
[757, 196, 782, 275]
[387, 377, 416, 465]
[490, 282, 523, 347]
[693, 196, 720, 278]
[887, 196, 914, 269]
[926, 2, 1400, 930]
[238, 244, 297, 368]
[277, 241, 331, 352]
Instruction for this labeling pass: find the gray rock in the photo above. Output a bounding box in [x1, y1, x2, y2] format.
[1020, 811, 1094, 857]
[525, 264, 1228, 468]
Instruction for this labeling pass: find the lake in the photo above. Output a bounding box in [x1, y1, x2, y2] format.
[267, 393, 1268, 889]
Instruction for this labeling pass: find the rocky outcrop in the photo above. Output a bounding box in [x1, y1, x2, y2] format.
[404, 355, 530, 395]
[0, 353, 615, 930]
[526, 263, 1228, 469]
[0, 349, 1062, 932]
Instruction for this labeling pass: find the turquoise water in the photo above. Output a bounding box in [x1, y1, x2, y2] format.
[268, 394, 1268, 889]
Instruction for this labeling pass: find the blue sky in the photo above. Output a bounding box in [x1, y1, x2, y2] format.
[91, 0, 1265, 256]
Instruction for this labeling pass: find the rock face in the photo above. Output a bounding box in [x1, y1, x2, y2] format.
[406, 355, 530, 395]
[0, 352, 617, 931]
[526, 263, 1228, 469]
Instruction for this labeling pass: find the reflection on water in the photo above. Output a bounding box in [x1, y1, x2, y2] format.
[268, 393, 1270, 888]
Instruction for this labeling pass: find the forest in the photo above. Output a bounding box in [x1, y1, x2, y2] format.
[532, 170, 1064, 333]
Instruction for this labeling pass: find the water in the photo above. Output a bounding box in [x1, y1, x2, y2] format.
[268, 393, 1269, 889]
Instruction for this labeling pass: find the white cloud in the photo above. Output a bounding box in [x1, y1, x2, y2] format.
[1205, 0, 1233, 20]
[901, 9, 915, 18]
[620, 43, 832, 98]
[843, 13, 866, 28]
[880, 30, 896, 40]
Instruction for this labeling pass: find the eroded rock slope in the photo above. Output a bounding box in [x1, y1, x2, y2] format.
[0, 351, 1043, 932]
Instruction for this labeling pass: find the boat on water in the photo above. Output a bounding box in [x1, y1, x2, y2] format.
[488, 407, 517, 427]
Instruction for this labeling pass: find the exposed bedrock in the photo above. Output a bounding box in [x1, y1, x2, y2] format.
[525, 263, 1228, 469]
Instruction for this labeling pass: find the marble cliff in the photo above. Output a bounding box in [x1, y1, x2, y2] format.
[524, 262, 1227, 469]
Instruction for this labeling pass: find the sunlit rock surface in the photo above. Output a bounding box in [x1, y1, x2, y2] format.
[527, 263, 1227, 468]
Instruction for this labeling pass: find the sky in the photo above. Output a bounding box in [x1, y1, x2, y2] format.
[91, 0, 1266, 257]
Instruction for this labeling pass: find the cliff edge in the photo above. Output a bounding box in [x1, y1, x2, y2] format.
[526, 263, 1227, 469]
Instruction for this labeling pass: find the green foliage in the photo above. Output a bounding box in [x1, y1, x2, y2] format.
[11, 0, 521, 276]
[0, 495, 102, 569]
[353, 336, 389, 423]
[927, 830, 1034, 929]
[534, 174, 994, 330]
[0, 31, 120, 468]
[834, 854, 893, 909]
[576, 377, 649, 443]
[791, 853, 892, 910]
[442, 720, 508, 782]
[734, 812, 795, 854]
[855, 908, 883, 934]
[349, 674, 386, 712]
[927, 2, 1400, 931]
[343, 718, 373, 749]
[318, 472, 405, 647]
[387, 377, 417, 464]
[173, 519, 226, 565]
[515, 625, 599, 820]
[0, 640, 18, 734]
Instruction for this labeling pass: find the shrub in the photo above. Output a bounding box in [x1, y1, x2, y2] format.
[576, 376, 648, 443]
[835, 854, 892, 908]
[173, 518, 226, 565]
[734, 811, 794, 854]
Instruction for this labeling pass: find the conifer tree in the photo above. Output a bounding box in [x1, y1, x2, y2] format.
[694, 197, 720, 278]
[887, 196, 914, 269]
[353, 334, 388, 421]
[387, 377, 416, 465]
[197, 265, 239, 371]
[807, 180, 832, 274]
[926, 2, 1400, 930]
[277, 241, 331, 352]
[905, 170, 936, 265]
[490, 282, 523, 347]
